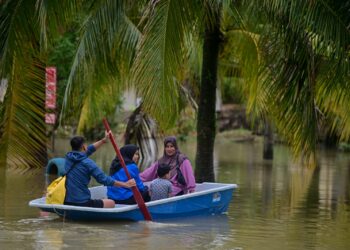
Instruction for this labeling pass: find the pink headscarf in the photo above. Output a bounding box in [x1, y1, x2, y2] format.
[157, 136, 187, 178]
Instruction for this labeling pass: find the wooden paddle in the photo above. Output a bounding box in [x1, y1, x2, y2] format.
[103, 118, 152, 221]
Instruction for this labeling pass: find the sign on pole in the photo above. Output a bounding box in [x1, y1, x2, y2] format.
[45, 67, 56, 110]
[45, 113, 56, 125]
[45, 67, 56, 124]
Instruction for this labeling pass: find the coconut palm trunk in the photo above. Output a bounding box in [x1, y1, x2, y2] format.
[124, 104, 158, 169]
[195, 8, 222, 183]
[263, 119, 274, 159]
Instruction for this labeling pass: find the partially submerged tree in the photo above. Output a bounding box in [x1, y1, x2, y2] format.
[0, 0, 80, 168]
[217, 0, 350, 165]
[1, 0, 349, 174]
[245, 0, 350, 165]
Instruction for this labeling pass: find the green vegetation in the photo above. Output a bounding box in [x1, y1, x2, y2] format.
[47, 23, 80, 131]
[0, 1, 349, 179]
[221, 77, 245, 104]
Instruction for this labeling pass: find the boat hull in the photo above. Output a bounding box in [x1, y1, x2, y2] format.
[29, 182, 237, 221]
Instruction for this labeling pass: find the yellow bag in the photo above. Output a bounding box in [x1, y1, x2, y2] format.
[46, 176, 66, 204]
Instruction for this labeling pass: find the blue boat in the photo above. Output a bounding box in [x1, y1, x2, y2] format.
[29, 182, 237, 221]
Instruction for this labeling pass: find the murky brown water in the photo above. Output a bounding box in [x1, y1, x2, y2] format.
[1, 137, 349, 249]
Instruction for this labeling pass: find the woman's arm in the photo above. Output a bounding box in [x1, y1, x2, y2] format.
[140, 162, 158, 182]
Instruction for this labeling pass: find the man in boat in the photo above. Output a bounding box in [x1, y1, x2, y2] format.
[64, 135, 136, 208]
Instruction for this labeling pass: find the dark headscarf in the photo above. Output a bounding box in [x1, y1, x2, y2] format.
[157, 136, 187, 177]
[109, 144, 139, 176]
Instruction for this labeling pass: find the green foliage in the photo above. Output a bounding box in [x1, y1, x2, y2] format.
[338, 142, 350, 152]
[47, 25, 80, 128]
[132, 0, 202, 130]
[1, 0, 349, 170]
[48, 33, 78, 80]
[61, 0, 141, 131]
[166, 107, 196, 142]
[221, 77, 244, 104]
[235, 0, 350, 164]
[0, 1, 49, 168]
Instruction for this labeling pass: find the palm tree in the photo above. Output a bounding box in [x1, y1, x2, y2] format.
[0, 0, 142, 168]
[194, 4, 223, 182]
[244, 0, 350, 164]
[1, 0, 349, 175]
[132, 1, 238, 182]
[218, 0, 349, 165]
[60, 0, 226, 181]
[0, 0, 79, 168]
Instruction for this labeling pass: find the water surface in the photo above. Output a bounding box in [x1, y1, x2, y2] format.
[0, 138, 349, 249]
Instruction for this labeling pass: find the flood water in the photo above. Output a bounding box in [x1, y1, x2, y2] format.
[1, 137, 350, 249]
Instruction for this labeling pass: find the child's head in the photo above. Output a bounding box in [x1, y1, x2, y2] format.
[157, 164, 171, 178]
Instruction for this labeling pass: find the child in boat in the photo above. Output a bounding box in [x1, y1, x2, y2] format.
[149, 164, 172, 201]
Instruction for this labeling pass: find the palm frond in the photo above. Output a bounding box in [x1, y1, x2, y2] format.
[35, 0, 82, 49]
[316, 57, 350, 141]
[258, 30, 321, 163]
[221, 29, 261, 111]
[132, 0, 201, 129]
[0, 0, 48, 168]
[76, 75, 122, 132]
[241, 0, 349, 163]
[0, 54, 47, 168]
[61, 0, 141, 125]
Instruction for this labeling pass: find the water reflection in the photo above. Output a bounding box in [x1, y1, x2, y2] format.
[1, 215, 231, 249]
[261, 161, 273, 215]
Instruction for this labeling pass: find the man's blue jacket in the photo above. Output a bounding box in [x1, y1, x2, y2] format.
[64, 145, 115, 203]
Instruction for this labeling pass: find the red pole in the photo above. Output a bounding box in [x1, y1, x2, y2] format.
[103, 118, 152, 221]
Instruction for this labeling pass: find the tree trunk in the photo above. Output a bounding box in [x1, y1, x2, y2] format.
[195, 7, 222, 182]
[263, 120, 274, 159]
[124, 105, 142, 145]
[124, 105, 158, 169]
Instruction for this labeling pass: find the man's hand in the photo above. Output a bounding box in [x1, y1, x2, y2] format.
[103, 130, 111, 143]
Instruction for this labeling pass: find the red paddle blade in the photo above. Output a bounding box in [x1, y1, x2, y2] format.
[103, 118, 152, 221]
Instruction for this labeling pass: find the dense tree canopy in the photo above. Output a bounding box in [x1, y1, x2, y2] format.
[0, 0, 349, 175]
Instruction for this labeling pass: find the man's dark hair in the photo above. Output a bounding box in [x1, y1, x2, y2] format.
[70, 136, 85, 151]
[157, 163, 171, 178]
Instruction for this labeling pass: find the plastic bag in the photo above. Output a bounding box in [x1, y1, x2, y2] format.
[46, 176, 66, 204]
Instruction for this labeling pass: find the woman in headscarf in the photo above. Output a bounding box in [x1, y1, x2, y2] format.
[107, 144, 150, 204]
[140, 136, 196, 196]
